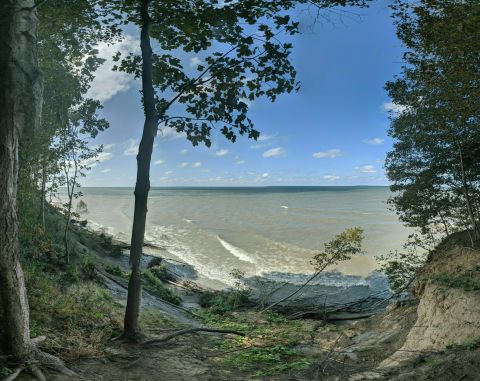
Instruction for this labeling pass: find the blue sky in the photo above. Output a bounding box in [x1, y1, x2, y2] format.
[84, 2, 403, 187]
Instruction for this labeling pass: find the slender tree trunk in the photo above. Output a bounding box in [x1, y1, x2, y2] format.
[123, 0, 159, 339]
[458, 145, 479, 239]
[0, 0, 42, 358]
[40, 159, 46, 228]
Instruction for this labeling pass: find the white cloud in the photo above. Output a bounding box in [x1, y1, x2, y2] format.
[382, 101, 407, 114]
[362, 138, 384, 145]
[262, 173, 269, 178]
[154, 159, 165, 166]
[180, 149, 188, 154]
[236, 160, 245, 165]
[250, 142, 271, 149]
[101, 168, 111, 173]
[358, 165, 377, 173]
[258, 133, 274, 142]
[87, 35, 141, 102]
[123, 139, 138, 156]
[263, 147, 284, 158]
[324, 175, 340, 181]
[103, 143, 115, 150]
[191, 162, 202, 168]
[97, 151, 113, 163]
[313, 149, 342, 159]
[179, 162, 188, 168]
[215, 149, 229, 156]
[164, 171, 173, 175]
[158, 125, 186, 140]
[189, 56, 202, 68]
[83, 150, 113, 168]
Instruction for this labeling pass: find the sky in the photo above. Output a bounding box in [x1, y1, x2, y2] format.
[83, 2, 404, 187]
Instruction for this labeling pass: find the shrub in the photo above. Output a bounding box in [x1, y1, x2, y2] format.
[143, 270, 181, 305]
[149, 264, 174, 282]
[105, 263, 125, 277]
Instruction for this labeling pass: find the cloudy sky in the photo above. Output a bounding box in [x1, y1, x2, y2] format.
[83, 2, 403, 187]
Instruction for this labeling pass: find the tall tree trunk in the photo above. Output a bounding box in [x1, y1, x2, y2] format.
[0, 0, 42, 358]
[40, 159, 46, 228]
[123, 0, 159, 339]
[458, 145, 479, 239]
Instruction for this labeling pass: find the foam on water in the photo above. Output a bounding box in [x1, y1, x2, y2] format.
[62, 186, 412, 293]
[147, 225, 236, 285]
[217, 236, 256, 264]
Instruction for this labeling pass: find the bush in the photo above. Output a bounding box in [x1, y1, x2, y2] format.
[105, 263, 125, 277]
[199, 289, 251, 314]
[433, 271, 480, 291]
[149, 264, 173, 282]
[143, 270, 181, 305]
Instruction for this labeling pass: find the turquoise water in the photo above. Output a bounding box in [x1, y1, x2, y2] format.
[63, 186, 412, 288]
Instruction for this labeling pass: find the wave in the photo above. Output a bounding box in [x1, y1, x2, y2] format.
[217, 236, 256, 264]
[280, 205, 289, 209]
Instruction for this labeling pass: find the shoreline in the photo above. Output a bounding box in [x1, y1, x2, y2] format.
[93, 227, 392, 315]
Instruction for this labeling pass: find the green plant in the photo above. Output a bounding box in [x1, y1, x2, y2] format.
[105, 264, 124, 277]
[377, 233, 428, 293]
[143, 270, 181, 305]
[0, 367, 12, 378]
[433, 271, 480, 291]
[446, 339, 480, 351]
[149, 264, 173, 282]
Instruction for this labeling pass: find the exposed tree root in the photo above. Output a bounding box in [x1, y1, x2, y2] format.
[143, 327, 245, 345]
[1, 342, 78, 381]
[2, 367, 24, 381]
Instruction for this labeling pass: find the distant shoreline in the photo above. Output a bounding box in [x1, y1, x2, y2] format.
[61, 185, 391, 190]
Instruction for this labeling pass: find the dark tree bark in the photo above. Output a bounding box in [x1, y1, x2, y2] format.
[40, 158, 46, 228]
[0, 0, 42, 359]
[458, 145, 479, 239]
[123, 0, 159, 339]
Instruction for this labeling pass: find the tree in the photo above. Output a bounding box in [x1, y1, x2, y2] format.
[102, 0, 369, 340]
[385, 0, 480, 243]
[0, 0, 112, 376]
[0, 1, 75, 376]
[57, 100, 108, 263]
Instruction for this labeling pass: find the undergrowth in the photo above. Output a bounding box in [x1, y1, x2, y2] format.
[198, 309, 315, 377]
[143, 269, 182, 305]
[433, 269, 480, 291]
[24, 261, 123, 360]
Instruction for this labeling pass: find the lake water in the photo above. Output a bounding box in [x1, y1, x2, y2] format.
[63, 186, 412, 291]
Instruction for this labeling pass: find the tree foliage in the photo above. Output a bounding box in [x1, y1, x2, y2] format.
[100, 0, 369, 146]
[385, 0, 480, 241]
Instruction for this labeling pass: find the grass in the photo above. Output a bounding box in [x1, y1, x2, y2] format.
[23, 261, 123, 360]
[198, 309, 316, 377]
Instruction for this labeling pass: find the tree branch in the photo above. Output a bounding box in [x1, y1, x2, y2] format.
[143, 327, 245, 345]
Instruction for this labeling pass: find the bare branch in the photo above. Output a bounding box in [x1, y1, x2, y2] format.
[143, 327, 245, 345]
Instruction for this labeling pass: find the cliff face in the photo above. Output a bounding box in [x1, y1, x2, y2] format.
[382, 241, 480, 367]
[346, 233, 480, 381]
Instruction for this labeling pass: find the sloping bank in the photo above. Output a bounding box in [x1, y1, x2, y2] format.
[344, 231, 480, 381]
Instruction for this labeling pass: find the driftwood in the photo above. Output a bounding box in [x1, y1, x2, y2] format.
[143, 328, 245, 345]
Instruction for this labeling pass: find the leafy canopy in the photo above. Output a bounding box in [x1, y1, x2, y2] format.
[100, 0, 369, 146]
